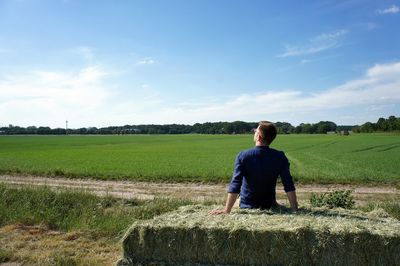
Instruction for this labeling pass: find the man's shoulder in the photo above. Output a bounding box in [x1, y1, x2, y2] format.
[268, 147, 285, 155]
[239, 146, 285, 157]
[239, 147, 259, 155]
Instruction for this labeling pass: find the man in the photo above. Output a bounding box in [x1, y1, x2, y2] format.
[211, 121, 298, 214]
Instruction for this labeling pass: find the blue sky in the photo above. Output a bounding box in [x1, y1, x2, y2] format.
[0, 0, 399, 128]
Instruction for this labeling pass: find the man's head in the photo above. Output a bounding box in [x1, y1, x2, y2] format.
[254, 121, 277, 146]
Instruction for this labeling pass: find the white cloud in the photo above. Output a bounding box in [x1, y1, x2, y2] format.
[0, 65, 110, 127]
[141, 84, 150, 88]
[311, 30, 348, 42]
[2, 61, 400, 127]
[136, 57, 155, 65]
[376, 5, 400, 14]
[278, 30, 348, 58]
[139, 61, 400, 125]
[0, 63, 168, 127]
[300, 54, 342, 65]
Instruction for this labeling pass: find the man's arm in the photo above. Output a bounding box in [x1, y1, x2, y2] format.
[210, 152, 244, 215]
[210, 193, 238, 215]
[280, 152, 298, 212]
[286, 191, 298, 212]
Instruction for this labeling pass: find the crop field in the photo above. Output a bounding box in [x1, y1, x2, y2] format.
[0, 133, 399, 184]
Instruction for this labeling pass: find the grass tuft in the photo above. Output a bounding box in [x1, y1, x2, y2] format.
[362, 201, 400, 221]
[0, 248, 13, 263]
[48, 251, 79, 266]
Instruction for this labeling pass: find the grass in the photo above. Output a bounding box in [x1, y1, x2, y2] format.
[48, 251, 80, 266]
[0, 248, 13, 263]
[362, 201, 400, 220]
[280, 133, 400, 184]
[0, 183, 196, 265]
[0, 183, 192, 237]
[0, 183, 399, 265]
[0, 223, 121, 266]
[0, 134, 245, 182]
[0, 133, 399, 184]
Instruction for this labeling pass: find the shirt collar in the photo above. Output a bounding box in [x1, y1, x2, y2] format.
[255, 145, 269, 149]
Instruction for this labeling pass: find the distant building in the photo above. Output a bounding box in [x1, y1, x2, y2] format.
[340, 130, 350, 136]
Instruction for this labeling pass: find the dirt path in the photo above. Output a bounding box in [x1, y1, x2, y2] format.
[0, 175, 227, 201]
[1, 175, 398, 205]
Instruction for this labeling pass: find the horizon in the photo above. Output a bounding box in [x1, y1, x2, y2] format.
[1, 1, 399, 128]
[2, 118, 381, 130]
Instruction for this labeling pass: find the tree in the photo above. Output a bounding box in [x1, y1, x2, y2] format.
[360, 122, 375, 133]
[275, 122, 294, 134]
[387, 116, 397, 131]
[376, 117, 388, 131]
[37, 127, 52, 135]
[294, 125, 303, 134]
[301, 123, 312, 134]
[315, 121, 337, 134]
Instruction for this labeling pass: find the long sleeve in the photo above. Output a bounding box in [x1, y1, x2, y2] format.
[227, 152, 244, 194]
[280, 152, 295, 192]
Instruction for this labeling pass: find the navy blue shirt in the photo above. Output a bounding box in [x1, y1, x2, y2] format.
[228, 146, 295, 209]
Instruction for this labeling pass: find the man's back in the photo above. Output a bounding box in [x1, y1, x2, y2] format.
[210, 121, 298, 215]
[228, 146, 295, 209]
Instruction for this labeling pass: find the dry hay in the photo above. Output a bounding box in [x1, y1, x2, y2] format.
[118, 205, 400, 266]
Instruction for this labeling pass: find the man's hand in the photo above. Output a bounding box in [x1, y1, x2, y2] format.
[209, 192, 239, 215]
[209, 209, 230, 215]
[286, 191, 298, 212]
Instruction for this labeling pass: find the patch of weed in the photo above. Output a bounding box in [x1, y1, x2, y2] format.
[310, 190, 355, 209]
[48, 251, 79, 266]
[0, 248, 13, 263]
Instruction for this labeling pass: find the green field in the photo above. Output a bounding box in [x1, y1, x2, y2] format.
[0, 134, 399, 184]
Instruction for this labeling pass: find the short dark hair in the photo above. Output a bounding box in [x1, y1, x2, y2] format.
[258, 121, 277, 145]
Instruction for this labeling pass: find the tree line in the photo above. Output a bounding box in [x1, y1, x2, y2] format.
[0, 116, 398, 135]
[352, 116, 400, 133]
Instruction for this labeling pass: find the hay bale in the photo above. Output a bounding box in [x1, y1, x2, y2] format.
[118, 205, 400, 266]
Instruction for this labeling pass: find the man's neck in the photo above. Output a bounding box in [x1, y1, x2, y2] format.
[255, 142, 268, 147]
